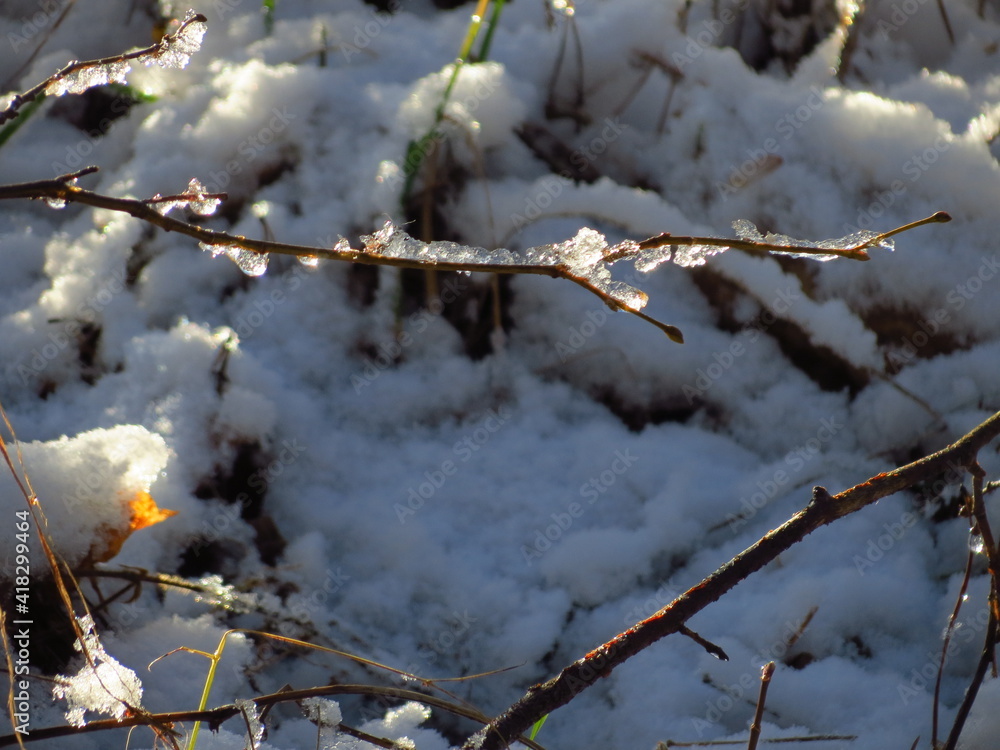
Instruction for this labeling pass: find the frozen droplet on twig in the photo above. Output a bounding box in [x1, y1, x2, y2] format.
[183, 178, 220, 216]
[970, 534, 985, 555]
[200, 242, 269, 277]
[153, 178, 221, 216]
[46, 197, 67, 209]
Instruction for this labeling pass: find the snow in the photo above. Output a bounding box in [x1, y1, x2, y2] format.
[1, 1, 1000, 749]
[52, 615, 143, 727]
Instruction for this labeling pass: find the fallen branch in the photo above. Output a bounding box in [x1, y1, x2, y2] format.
[464, 410, 1000, 750]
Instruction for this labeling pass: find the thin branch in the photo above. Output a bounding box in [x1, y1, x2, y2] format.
[942, 609, 998, 750]
[463, 411, 1000, 750]
[0, 13, 207, 125]
[0, 684, 546, 750]
[933, 493, 975, 748]
[618, 211, 952, 263]
[747, 662, 775, 750]
[0, 172, 949, 346]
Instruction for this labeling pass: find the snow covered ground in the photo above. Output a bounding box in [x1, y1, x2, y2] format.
[2, 0, 1000, 748]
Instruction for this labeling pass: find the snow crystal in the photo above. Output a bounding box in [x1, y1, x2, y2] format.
[201, 242, 270, 277]
[52, 615, 143, 727]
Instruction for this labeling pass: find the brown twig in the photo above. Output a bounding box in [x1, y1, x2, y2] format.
[0, 173, 949, 347]
[463, 411, 1000, 750]
[942, 609, 998, 750]
[747, 662, 775, 750]
[942, 462, 1000, 749]
[932, 489, 975, 747]
[0, 12, 207, 125]
[0, 684, 546, 750]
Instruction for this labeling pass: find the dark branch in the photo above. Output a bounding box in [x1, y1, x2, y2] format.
[463, 411, 1000, 750]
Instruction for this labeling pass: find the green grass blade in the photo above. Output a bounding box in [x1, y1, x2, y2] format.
[476, 0, 506, 62]
[528, 714, 548, 741]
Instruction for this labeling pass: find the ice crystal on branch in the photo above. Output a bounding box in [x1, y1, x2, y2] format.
[200, 242, 270, 277]
[151, 178, 220, 216]
[45, 60, 129, 96]
[361, 221, 650, 312]
[140, 11, 207, 69]
[42, 11, 205, 100]
[52, 615, 143, 727]
[732, 219, 893, 261]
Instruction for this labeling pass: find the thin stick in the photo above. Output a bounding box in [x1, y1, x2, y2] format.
[932, 491, 975, 748]
[747, 663, 775, 750]
[1, 173, 947, 346]
[0, 13, 207, 125]
[0, 684, 547, 750]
